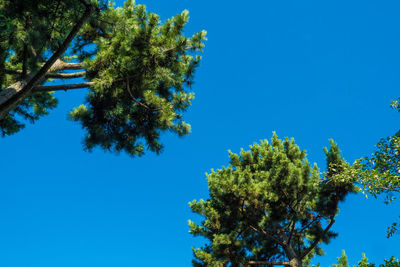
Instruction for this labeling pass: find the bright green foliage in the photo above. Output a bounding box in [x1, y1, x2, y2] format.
[357, 253, 373, 267]
[391, 98, 400, 111]
[329, 251, 398, 267]
[380, 258, 400, 267]
[349, 100, 400, 236]
[357, 133, 400, 202]
[70, 0, 205, 155]
[1, 0, 206, 156]
[332, 250, 349, 267]
[189, 133, 357, 266]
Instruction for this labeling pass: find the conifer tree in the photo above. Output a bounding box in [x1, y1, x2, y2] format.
[0, 0, 206, 156]
[189, 133, 357, 267]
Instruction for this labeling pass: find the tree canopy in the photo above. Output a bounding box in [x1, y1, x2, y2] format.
[0, 0, 206, 156]
[189, 133, 357, 267]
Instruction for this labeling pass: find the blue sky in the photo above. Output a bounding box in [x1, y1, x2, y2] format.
[1, 0, 400, 266]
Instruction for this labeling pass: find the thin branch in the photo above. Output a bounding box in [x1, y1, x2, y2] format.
[5, 69, 86, 79]
[300, 217, 335, 259]
[125, 78, 152, 110]
[160, 45, 192, 54]
[298, 215, 321, 234]
[33, 82, 94, 92]
[46, 71, 86, 79]
[5, 70, 86, 79]
[249, 224, 285, 247]
[60, 62, 84, 70]
[29, 45, 37, 58]
[378, 187, 400, 193]
[287, 220, 296, 244]
[247, 260, 291, 266]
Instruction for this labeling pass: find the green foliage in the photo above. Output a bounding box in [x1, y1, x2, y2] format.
[391, 98, 400, 112]
[332, 250, 349, 267]
[70, 1, 206, 155]
[380, 257, 400, 267]
[349, 100, 400, 236]
[0, 91, 58, 136]
[189, 133, 357, 266]
[329, 251, 399, 267]
[357, 253, 374, 267]
[1, 0, 206, 156]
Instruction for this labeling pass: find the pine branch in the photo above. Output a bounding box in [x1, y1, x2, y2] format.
[300, 217, 335, 259]
[298, 215, 322, 234]
[247, 260, 291, 266]
[33, 82, 94, 92]
[249, 224, 286, 247]
[125, 78, 155, 110]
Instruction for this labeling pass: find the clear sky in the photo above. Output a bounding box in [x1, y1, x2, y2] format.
[1, 0, 399, 266]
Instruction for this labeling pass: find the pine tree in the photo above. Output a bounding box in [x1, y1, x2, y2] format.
[189, 133, 357, 267]
[0, 0, 206, 156]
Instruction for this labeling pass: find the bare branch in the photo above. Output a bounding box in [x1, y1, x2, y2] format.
[160, 46, 192, 54]
[46, 71, 86, 79]
[247, 260, 291, 266]
[29, 45, 37, 58]
[33, 82, 94, 92]
[60, 62, 84, 70]
[5, 69, 86, 79]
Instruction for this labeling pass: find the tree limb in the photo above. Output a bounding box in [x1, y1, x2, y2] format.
[33, 82, 94, 92]
[247, 260, 291, 266]
[298, 215, 321, 234]
[5, 69, 86, 79]
[59, 62, 84, 70]
[300, 217, 335, 259]
[274, 223, 298, 262]
[46, 71, 86, 79]
[249, 224, 286, 247]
